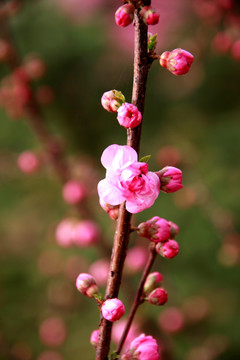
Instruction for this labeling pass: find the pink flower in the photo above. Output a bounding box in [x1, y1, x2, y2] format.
[125, 246, 148, 273]
[39, 317, 67, 347]
[17, 151, 40, 174]
[101, 89, 125, 113]
[115, 4, 135, 27]
[89, 258, 110, 286]
[147, 288, 168, 306]
[158, 307, 184, 333]
[97, 145, 160, 214]
[160, 48, 194, 75]
[137, 216, 171, 242]
[62, 180, 86, 205]
[144, 272, 163, 295]
[121, 333, 159, 360]
[117, 103, 142, 129]
[101, 298, 125, 322]
[140, 6, 160, 26]
[112, 319, 140, 349]
[55, 218, 75, 247]
[156, 239, 180, 259]
[157, 166, 183, 193]
[90, 329, 99, 348]
[75, 273, 99, 298]
[72, 220, 100, 247]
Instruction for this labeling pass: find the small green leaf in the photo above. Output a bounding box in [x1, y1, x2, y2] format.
[110, 351, 119, 360]
[140, 155, 151, 163]
[148, 33, 158, 53]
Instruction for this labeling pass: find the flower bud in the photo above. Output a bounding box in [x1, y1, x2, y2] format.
[76, 273, 99, 298]
[62, 180, 87, 205]
[169, 221, 179, 239]
[156, 239, 179, 259]
[101, 89, 125, 113]
[156, 166, 183, 193]
[115, 4, 134, 27]
[99, 198, 119, 220]
[160, 48, 194, 76]
[137, 216, 171, 243]
[90, 329, 99, 348]
[144, 272, 163, 295]
[140, 6, 160, 26]
[55, 218, 75, 247]
[117, 103, 142, 129]
[101, 298, 125, 322]
[147, 288, 168, 306]
[17, 151, 40, 174]
[148, 32, 157, 53]
[121, 333, 160, 360]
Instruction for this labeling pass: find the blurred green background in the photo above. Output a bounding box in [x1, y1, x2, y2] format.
[0, 0, 240, 359]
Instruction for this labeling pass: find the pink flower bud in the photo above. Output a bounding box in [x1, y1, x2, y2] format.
[156, 239, 179, 259]
[101, 89, 125, 113]
[101, 298, 125, 322]
[147, 288, 168, 306]
[17, 151, 40, 174]
[121, 333, 160, 360]
[62, 180, 87, 205]
[117, 103, 142, 129]
[144, 272, 163, 294]
[140, 6, 160, 26]
[89, 259, 110, 286]
[55, 218, 75, 247]
[115, 4, 134, 27]
[99, 198, 119, 220]
[76, 273, 99, 298]
[169, 221, 179, 239]
[157, 166, 183, 193]
[90, 329, 99, 348]
[138, 216, 171, 243]
[73, 220, 100, 247]
[125, 246, 148, 273]
[160, 48, 194, 76]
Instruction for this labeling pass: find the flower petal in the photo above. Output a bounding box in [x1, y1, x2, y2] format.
[101, 144, 137, 171]
[97, 178, 125, 205]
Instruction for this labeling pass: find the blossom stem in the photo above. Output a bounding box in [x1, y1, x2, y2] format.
[96, 7, 151, 360]
[116, 242, 157, 355]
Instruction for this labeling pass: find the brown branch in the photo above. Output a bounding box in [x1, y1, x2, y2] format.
[95, 9, 151, 360]
[117, 242, 157, 355]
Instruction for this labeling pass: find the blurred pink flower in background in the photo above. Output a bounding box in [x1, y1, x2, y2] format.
[17, 151, 40, 174]
[73, 220, 101, 247]
[125, 246, 148, 273]
[39, 317, 67, 347]
[89, 258, 110, 286]
[55, 0, 105, 23]
[158, 307, 185, 333]
[55, 218, 75, 248]
[112, 319, 140, 349]
[37, 351, 63, 360]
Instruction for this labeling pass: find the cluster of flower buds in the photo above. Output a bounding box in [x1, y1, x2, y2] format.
[137, 216, 179, 258]
[115, 3, 159, 28]
[55, 218, 100, 248]
[121, 333, 160, 360]
[101, 90, 142, 129]
[160, 48, 194, 76]
[156, 166, 183, 193]
[143, 272, 168, 306]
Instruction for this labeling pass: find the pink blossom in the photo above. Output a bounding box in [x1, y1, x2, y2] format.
[157, 166, 183, 193]
[76, 273, 99, 298]
[140, 6, 160, 26]
[73, 220, 100, 247]
[138, 216, 171, 242]
[101, 298, 125, 322]
[89, 258, 110, 286]
[144, 272, 163, 294]
[121, 333, 159, 360]
[125, 246, 148, 273]
[97, 145, 160, 214]
[90, 329, 99, 348]
[158, 307, 184, 333]
[39, 317, 67, 347]
[101, 89, 125, 113]
[147, 288, 168, 306]
[112, 319, 140, 349]
[115, 4, 134, 27]
[169, 221, 179, 238]
[156, 239, 179, 259]
[62, 180, 86, 205]
[55, 218, 75, 247]
[160, 48, 194, 75]
[117, 103, 142, 129]
[17, 151, 40, 174]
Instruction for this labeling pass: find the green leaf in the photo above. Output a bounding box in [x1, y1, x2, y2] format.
[110, 351, 119, 360]
[139, 155, 151, 163]
[148, 33, 158, 53]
